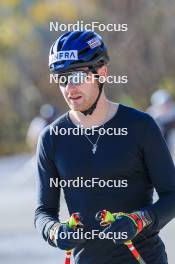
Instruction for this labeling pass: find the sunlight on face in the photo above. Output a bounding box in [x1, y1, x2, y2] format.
[59, 66, 108, 112]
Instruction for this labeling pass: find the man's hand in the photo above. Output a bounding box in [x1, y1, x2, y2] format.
[49, 213, 86, 250]
[97, 210, 153, 244]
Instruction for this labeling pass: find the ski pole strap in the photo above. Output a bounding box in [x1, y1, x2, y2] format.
[96, 209, 115, 226]
[113, 210, 152, 234]
[68, 212, 83, 229]
[120, 212, 144, 234]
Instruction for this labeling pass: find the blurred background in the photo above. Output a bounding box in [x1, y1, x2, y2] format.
[0, 0, 175, 263]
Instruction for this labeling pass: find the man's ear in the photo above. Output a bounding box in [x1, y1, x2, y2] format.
[97, 65, 108, 78]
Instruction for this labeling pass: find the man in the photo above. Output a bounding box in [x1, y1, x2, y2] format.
[34, 31, 175, 264]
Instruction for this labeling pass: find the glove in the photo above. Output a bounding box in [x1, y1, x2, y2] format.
[49, 218, 86, 250]
[102, 210, 152, 244]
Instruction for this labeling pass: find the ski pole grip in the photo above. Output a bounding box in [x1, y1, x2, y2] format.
[95, 210, 115, 226]
[68, 212, 83, 230]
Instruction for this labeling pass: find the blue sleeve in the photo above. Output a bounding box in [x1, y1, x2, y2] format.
[34, 129, 61, 246]
[142, 114, 175, 231]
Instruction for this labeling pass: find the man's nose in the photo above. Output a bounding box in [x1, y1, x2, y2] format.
[65, 83, 78, 92]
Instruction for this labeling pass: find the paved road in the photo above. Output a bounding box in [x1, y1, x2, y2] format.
[0, 154, 174, 264]
[0, 154, 68, 264]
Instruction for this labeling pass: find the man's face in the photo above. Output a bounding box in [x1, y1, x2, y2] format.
[59, 66, 107, 112]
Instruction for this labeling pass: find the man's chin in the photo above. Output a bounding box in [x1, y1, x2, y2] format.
[68, 103, 87, 112]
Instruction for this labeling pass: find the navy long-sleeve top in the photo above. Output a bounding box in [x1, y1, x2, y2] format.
[34, 104, 175, 264]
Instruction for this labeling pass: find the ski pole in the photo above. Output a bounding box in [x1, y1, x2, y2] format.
[95, 210, 146, 264]
[64, 212, 83, 264]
